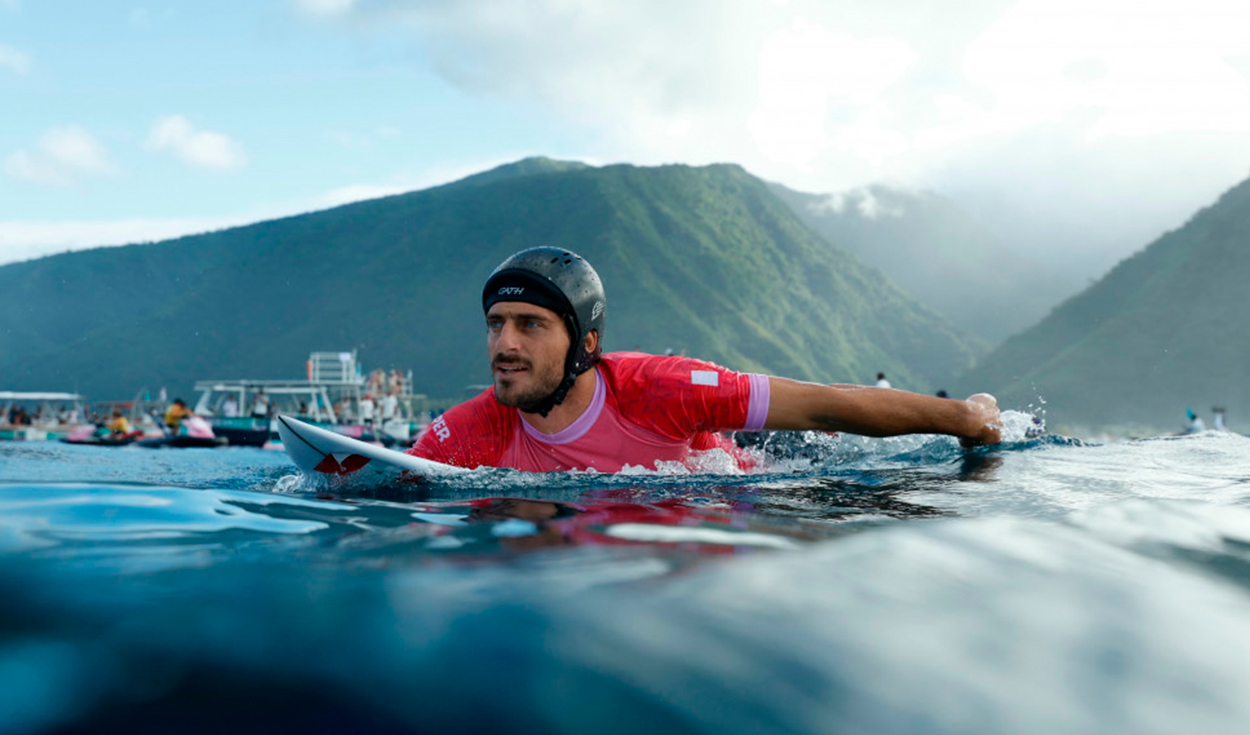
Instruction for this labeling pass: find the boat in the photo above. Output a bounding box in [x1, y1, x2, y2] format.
[192, 351, 430, 449]
[137, 435, 228, 449]
[137, 415, 228, 449]
[59, 423, 145, 446]
[0, 391, 90, 441]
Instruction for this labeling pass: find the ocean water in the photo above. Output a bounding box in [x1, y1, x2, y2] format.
[3, 413, 1250, 734]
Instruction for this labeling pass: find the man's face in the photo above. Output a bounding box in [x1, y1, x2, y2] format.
[486, 302, 570, 413]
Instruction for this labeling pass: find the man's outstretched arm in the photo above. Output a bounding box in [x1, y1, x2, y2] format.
[764, 378, 1002, 446]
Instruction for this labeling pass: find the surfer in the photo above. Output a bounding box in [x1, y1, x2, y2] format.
[407, 247, 1002, 472]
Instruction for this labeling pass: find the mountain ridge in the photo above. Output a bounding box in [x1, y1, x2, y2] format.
[0, 159, 983, 403]
[954, 170, 1250, 431]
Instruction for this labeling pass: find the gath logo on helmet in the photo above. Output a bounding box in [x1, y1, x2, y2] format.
[482, 247, 606, 417]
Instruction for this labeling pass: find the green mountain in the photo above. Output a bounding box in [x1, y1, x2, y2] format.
[771, 183, 1079, 344]
[0, 159, 983, 403]
[954, 172, 1250, 432]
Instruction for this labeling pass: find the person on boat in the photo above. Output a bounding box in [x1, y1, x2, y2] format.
[164, 399, 194, 434]
[1183, 407, 1207, 434]
[359, 393, 376, 429]
[381, 391, 399, 424]
[251, 390, 270, 419]
[104, 409, 143, 440]
[221, 396, 240, 418]
[875, 373, 891, 388]
[105, 409, 132, 437]
[406, 247, 1002, 473]
[1213, 407, 1228, 432]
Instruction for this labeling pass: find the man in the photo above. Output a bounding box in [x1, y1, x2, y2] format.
[164, 398, 193, 434]
[251, 389, 270, 419]
[408, 247, 1001, 472]
[106, 409, 133, 438]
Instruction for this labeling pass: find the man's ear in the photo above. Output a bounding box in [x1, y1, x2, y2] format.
[585, 330, 599, 353]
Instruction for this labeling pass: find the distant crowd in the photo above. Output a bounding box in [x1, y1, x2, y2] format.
[5, 404, 82, 426]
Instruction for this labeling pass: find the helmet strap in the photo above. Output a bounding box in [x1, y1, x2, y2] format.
[525, 314, 584, 418]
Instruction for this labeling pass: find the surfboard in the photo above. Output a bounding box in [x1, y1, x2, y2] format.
[276, 414, 466, 483]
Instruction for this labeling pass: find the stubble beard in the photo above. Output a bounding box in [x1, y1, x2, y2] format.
[492, 355, 563, 414]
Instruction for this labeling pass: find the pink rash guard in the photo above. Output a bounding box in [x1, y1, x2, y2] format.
[408, 352, 771, 472]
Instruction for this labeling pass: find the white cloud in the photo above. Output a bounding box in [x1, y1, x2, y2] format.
[957, 0, 1250, 141]
[146, 115, 247, 171]
[302, 0, 1005, 189]
[749, 20, 918, 170]
[0, 43, 29, 73]
[4, 126, 114, 186]
[294, 0, 357, 18]
[42, 126, 112, 172]
[0, 217, 235, 266]
[809, 189, 905, 220]
[306, 0, 1250, 270]
[0, 156, 543, 266]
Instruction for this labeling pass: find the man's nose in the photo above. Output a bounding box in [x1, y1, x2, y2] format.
[493, 320, 522, 350]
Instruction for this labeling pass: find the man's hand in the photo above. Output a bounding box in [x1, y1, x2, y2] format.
[960, 393, 1002, 447]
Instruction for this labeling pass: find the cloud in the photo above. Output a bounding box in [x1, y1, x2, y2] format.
[0, 155, 537, 266]
[4, 126, 114, 186]
[146, 115, 247, 171]
[294, 0, 358, 18]
[810, 189, 905, 220]
[306, 0, 1250, 270]
[300, 0, 1011, 187]
[0, 217, 242, 266]
[0, 43, 29, 73]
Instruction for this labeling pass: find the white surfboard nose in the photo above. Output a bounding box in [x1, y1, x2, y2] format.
[277, 415, 329, 473]
[277, 414, 465, 479]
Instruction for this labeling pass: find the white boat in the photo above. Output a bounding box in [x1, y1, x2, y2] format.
[0, 391, 89, 441]
[192, 351, 429, 448]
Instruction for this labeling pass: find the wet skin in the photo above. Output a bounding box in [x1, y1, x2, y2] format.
[486, 302, 572, 413]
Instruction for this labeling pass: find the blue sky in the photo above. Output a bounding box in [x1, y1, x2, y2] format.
[4, 0, 1250, 271]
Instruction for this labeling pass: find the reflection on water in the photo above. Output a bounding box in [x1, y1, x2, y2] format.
[3, 430, 1250, 734]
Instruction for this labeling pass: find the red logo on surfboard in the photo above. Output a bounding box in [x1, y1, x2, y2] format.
[314, 453, 371, 475]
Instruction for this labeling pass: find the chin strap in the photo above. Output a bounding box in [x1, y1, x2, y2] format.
[525, 316, 595, 418]
[527, 373, 578, 418]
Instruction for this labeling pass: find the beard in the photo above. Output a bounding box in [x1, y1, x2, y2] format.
[491, 354, 564, 413]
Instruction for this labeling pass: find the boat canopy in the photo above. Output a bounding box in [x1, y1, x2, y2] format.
[193, 381, 342, 422]
[0, 392, 86, 402]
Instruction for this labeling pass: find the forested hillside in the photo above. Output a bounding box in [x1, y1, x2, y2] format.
[772, 183, 1077, 344]
[955, 172, 1250, 431]
[0, 159, 983, 402]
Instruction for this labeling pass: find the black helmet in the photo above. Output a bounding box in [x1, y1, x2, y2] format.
[482, 247, 606, 415]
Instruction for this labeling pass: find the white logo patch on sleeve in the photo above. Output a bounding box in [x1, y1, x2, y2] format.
[690, 370, 719, 387]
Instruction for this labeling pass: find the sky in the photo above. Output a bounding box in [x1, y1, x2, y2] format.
[4, 0, 1250, 275]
